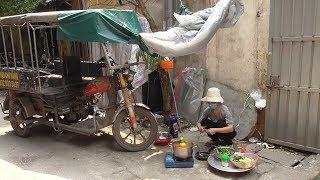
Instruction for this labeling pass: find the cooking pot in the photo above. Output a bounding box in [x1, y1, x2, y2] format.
[172, 141, 193, 160]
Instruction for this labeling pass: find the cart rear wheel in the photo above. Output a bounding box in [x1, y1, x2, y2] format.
[112, 107, 158, 152]
[9, 101, 31, 137]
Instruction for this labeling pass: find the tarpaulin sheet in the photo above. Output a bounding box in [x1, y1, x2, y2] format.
[57, 9, 143, 45]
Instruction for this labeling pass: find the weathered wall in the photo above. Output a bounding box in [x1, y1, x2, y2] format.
[176, 0, 269, 138]
[206, 0, 270, 92]
[174, 0, 209, 76]
[85, 0, 119, 9]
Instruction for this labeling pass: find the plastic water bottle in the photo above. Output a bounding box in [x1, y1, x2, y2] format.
[169, 114, 179, 138]
[221, 154, 230, 167]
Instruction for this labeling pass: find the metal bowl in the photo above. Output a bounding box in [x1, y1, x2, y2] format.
[172, 141, 193, 160]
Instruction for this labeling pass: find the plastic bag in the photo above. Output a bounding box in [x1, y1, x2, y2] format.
[250, 90, 262, 101]
[255, 99, 266, 109]
[176, 67, 206, 124]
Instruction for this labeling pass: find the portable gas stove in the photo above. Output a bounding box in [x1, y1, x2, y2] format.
[164, 152, 194, 168]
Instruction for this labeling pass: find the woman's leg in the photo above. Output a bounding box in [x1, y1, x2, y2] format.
[200, 118, 237, 145]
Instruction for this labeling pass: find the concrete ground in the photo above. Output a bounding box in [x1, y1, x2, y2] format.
[0, 110, 320, 180]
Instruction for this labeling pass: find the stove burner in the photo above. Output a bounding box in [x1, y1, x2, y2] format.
[164, 152, 194, 168]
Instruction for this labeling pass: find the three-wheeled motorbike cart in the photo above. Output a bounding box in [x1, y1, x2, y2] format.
[0, 9, 158, 151]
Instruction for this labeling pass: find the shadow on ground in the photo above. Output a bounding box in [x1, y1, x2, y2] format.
[0, 124, 123, 155]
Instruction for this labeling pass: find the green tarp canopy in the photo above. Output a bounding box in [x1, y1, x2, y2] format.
[57, 9, 144, 46]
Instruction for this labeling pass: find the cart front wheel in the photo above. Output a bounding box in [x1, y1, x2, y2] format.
[9, 102, 31, 137]
[112, 106, 158, 152]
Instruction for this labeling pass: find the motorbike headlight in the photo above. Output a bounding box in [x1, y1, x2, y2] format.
[124, 69, 135, 83]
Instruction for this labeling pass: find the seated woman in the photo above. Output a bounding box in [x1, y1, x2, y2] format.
[197, 87, 236, 146]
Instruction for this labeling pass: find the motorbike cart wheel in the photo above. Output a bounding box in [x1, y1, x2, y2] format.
[112, 106, 158, 152]
[9, 101, 31, 137]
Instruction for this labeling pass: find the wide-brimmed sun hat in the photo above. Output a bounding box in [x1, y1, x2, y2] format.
[201, 87, 224, 103]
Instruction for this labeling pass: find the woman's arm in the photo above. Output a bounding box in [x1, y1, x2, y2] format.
[215, 124, 234, 133]
[197, 107, 210, 134]
[206, 124, 234, 135]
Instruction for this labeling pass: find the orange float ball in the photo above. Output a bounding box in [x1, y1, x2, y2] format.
[160, 58, 174, 72]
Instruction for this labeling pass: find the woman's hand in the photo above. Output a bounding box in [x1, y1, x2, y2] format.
[197, 123, 206, 134]
[205, 128, 217, 135]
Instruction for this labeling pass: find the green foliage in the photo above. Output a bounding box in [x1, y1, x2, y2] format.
[136, 49, 163, 71]
[245, 97, 256, 109]
[0, 0, 45, 16]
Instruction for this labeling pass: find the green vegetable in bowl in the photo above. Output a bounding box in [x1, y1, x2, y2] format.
[233, 155, 244, 161]
[231, 153, 258, 169]
[233, 155, 253, 165]
[213, 146, 235, 160]
[217, 147, 233, 155]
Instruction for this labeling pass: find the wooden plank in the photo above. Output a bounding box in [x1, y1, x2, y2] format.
[290, 42, 301, 87]
[273, 0, 283, 37]
[282, 86, 320, 93]
[269, 0, 275, 38]
[271, 42, 281, 75]
[306, 92, 319, 147]
[272, 36, 320, 42]
[316, 0, 320, 36]
[310, 42, 320, 88]
[277, 89, 288, 140]
[292, 0, 303, 36]
[318, 95, 320, 148]
[280, 42, 291, 86]
[300, 42, 312, 87]
[296, 92, 309, 145]
[286, 91, 299, 143]
[302, 0, 316, 36]
[268, 90, 279, 139]
[286, 30, 302, 142]
[282, 0, 293, 36]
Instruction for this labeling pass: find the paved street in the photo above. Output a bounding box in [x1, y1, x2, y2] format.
[0, 99, 319, 180]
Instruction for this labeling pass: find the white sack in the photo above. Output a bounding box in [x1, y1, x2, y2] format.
[140, 0, 244, 57]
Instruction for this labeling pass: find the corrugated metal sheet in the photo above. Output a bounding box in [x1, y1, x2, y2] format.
[267, 0, 320, 153]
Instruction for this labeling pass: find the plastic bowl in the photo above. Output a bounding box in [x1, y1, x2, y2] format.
[154, 132, 172, 146]
[230, 152, 259, 169]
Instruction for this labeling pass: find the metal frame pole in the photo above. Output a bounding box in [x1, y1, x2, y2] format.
[50, 28, 55, 59]
[9, 26, 17, 68]
[27, 23, 34, 69]
[30, 24, 41, 90]
[18, 25, 25, 68]
[1, 26, 9, 67]
[34, 25, 57, 30]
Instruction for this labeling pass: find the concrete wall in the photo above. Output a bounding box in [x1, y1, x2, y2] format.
[206, 0, 270, 92]
[176, 0, 269, 139]
[172, 0, 270, 93]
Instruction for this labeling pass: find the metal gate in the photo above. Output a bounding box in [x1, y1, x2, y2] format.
[267, 0, 320, 153]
